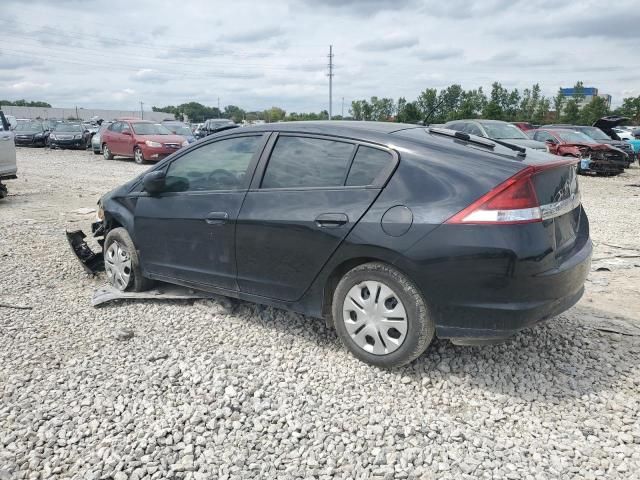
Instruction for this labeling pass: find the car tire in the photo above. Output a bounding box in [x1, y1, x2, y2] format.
[103, 144, 113, 160]
[93, 149, 101, 155]
[103, 227, 153, 292]
[332, 262, 435, 368]
[134, 147, 145, 165]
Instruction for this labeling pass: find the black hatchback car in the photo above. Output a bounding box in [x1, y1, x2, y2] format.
[70, 122, 591, 367]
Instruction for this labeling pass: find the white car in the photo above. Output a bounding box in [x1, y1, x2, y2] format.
[0, 110, 17, 199]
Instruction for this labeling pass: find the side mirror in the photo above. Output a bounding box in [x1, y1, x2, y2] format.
[545, 139, 556, 145]
[122, 130, 132, 136]
[143, 170, 166, 194]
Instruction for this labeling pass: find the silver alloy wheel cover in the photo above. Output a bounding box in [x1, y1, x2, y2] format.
[103, 145, 110, 159]
[342, 280, 408, 355]
[134, 148, 143, 163]
[104, 240, 132, 291]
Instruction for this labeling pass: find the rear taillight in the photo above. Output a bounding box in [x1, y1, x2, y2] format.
[446, 167, 542, 225]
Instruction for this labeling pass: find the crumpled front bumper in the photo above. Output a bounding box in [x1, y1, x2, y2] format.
[66, 222, 105, 274]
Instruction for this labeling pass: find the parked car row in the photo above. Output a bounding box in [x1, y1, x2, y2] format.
[443, 117, 638, 177]
[11, 116, 241, 165]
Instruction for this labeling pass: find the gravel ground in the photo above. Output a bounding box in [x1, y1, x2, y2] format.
[1, 148, 639, 480]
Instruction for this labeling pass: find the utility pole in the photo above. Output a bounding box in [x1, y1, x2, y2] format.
[140, 101, 144, 120]
[341, 97, 344, 118]
[327, 45, 334, 120]
[217, 97, 220, 117]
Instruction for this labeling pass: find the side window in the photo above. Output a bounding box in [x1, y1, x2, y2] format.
[346, 146, 393, 186]
[121, 123, 131, 133]
[464, 123, 483, 136]
[261, 136, 355, 189]
[536, 131, 554, 143]
[109, 122, 122, 133]
[164, 136, 263, 193]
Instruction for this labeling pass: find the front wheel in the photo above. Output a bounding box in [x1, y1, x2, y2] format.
[134, 147, 145, 164]
[103, 144, 113, 160]
[332, 262, 435, 368]
[104, 228, 153, 292]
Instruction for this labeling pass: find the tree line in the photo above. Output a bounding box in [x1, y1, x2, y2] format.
[154, 82, 640, 127]
[353, 81, 622, 126]
[0, 99, 52, 108]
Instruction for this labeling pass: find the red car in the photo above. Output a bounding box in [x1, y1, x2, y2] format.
[101, 119, 188, 164]
[529, 128, 626, 175]
[511, 121, 536, 132]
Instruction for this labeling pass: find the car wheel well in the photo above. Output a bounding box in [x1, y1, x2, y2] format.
[322, 257, 386, 325]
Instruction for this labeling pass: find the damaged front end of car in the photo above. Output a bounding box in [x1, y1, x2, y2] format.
[571, 144, 627, 176]
[66, 217, 106, 275]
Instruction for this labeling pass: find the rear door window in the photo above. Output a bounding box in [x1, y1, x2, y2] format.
[261, 136, 355, 189]
[346, 146, 393, 186]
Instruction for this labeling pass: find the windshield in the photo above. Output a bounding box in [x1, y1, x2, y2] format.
[557, 131, 597, 144]
[132, 123, 171, 135]
[481, 123, 529, 140]
[578, 126, 610, 141]
[16, 123, 43, 132]
[166, 124, 192, 136]
[55, 123, 83, 132]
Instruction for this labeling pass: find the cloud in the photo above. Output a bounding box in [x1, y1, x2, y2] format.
[130, 69, 170, 84]
[0, 54, 43, 70]
[415, 47, 464, 61]
[296, 0, 418, 16]
[9, 81, 51, 92]
[356, 34, 419, 51]
[219, 26, 283, 43]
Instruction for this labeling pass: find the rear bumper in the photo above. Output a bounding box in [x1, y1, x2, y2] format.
[435, 236, 591, 342]
[398, 210, 592, 343]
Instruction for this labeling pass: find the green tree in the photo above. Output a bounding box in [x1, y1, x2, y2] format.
[562, 99, 581, 124]
[483, 82, 507, 119]
[223, 105, 246, 123]
[263, 106, 286, 122]
[579, 97, 609, 125]
[553, 89, 565, 121]
[416, 88, 439, 123]
[532, 97, 551, 125]
[614, 96, 640, 124]
[0, 99, 52, 107]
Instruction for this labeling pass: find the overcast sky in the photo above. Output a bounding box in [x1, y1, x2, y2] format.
[1, 0, 638, 114]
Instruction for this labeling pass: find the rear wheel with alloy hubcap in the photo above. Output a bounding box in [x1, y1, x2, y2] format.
[333, 262, 435, 368]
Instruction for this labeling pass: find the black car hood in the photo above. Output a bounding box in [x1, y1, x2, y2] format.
[593, 116, 629, 139]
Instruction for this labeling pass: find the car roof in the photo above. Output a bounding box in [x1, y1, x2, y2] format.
[534, 128, 577, 135]
[243, 120, 420, 135]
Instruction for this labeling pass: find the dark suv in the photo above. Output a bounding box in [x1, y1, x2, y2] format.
[69, 122, 591, 367]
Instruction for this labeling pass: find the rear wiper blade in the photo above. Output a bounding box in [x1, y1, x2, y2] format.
[487, 137, 527, 157]
[427, 127, 496, 149]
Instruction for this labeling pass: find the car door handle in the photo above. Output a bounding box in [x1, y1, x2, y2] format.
[315, 213, 348, 228]
[1, 135, 11, 141]
[205, 212, 229, 225]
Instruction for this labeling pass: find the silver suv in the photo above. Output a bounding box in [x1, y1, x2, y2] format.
[0, 110, 17, 199]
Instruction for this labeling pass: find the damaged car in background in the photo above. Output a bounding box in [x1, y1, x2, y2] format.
[546, 119, 635, 167]
[68, 121, 591, 368]
[529, 128, 627, 175]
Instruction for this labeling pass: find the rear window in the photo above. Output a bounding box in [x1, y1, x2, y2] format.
[346, 146, 393, 186]
[261, 136, 355, 189]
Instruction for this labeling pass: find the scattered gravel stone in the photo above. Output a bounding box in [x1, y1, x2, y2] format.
[113, 328, 134, 341]
[1, 148, 639, 479]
